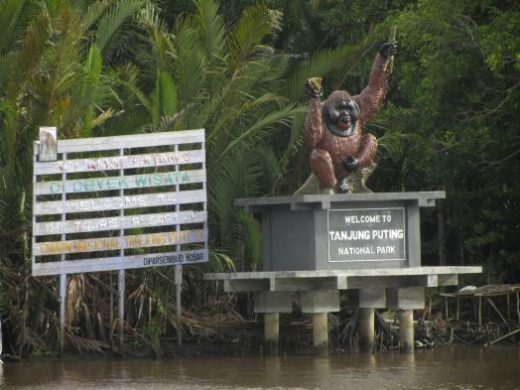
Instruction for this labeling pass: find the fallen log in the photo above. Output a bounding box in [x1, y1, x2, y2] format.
[486, 327, 520, 346]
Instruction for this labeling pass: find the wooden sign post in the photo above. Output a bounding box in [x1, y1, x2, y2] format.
[32, 129, 208, 354]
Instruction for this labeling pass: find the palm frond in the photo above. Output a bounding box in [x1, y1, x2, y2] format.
[273, 107, 307, 191]
[76, 44, 106, 136]
[95, 0, 145, 57]
[208, 251, 236, 273]
[0, 0, 39, 54]
[42, 0, 67, 19]
[239, 211, 263, 270]
[114, 63, 152, 110]
[173, 21, 207, 122]
[210, 104, 298, 171]
[227, 4, 282, 70]
[81, 0, 112, 35]
[194, 0, 225, 65]
[5, 13, 50, 101]
[151, 69, 178, 126]
[138, 3, 175, 72]
[0, 52, 17, 91]
[282, 42, 364, 101]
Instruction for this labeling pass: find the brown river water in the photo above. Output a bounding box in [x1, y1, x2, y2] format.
[1, 346, 519, 389]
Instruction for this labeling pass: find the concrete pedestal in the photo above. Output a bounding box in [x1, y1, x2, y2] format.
[235, 192, 446, 271]
[299, 290, 339, 355]
[399, 309, 414, 353]
[254, 292, 292, 356]
[358, 308, 375, 353]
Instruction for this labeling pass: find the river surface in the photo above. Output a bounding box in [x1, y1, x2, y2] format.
[1, 346, 519, 389]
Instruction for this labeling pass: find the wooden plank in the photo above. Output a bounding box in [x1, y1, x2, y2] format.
[34, 189, 205, 215]
[32, 249, 208, 276]
[34, 229, 206, 256]
[34, 210, 207, 235]
[35, 149, 205, 175]
[41, 129, 205, 154]
[35, 170, 206, 195]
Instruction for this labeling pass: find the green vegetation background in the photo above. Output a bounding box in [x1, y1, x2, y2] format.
[0, 0, 518, 357]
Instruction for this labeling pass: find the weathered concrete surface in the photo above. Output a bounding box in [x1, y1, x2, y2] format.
[253, 291, 292, 313]
[206, 267, 482, 292]
[300, 290, 340, 313]
[264, 313, 279, 356]
[358, 308, 375, 353]
[312, 313, 329, 355]
[399, 309, 414, 353]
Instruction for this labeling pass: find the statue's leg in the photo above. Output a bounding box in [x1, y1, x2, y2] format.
[310, 149, 337, 193]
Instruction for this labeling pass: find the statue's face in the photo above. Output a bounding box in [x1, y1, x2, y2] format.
[325, 97, 359, 137]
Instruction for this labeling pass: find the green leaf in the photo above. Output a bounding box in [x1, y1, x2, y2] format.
[228, 4, 282, 71]
[194, 0, 225, 64]
[151, 69, 178, 126]
[95, 0, 145, 56]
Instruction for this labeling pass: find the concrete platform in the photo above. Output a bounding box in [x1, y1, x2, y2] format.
[204, 266, 482, 292]
[204, 266, 481, 354]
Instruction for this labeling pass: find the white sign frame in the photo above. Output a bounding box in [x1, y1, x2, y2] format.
[32, 129, 208, 277]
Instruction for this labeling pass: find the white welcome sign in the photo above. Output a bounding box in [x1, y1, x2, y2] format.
[32, 129, 208, 276]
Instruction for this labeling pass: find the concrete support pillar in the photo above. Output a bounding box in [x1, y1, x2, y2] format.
[254, 291, 292, 356]
[264, 313, 280, 356]
[299, 290, 339, 356]
[399, 309, 414, 353]
[358, 308, 375, 353]
[312, 313, 329, 355]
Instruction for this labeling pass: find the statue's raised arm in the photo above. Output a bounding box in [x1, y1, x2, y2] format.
[354, 42, 397, 126]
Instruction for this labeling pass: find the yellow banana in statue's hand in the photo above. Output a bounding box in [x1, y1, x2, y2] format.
[305, 77, 323, 98]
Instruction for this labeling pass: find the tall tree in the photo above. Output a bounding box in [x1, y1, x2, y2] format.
[371, 0, 520, 279]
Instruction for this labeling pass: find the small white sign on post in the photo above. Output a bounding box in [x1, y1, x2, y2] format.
[39, 127, 58, 161]
[32, 129, 208, 276]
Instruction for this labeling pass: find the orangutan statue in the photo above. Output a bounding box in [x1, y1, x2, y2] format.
[297, 40, 397, 194]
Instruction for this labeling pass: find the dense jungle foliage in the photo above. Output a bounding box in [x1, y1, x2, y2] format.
[0, 0, 518, 358]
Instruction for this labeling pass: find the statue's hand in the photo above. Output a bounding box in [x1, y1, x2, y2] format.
[344, 156, 358, 171]
[379, 41, 397, 59]
[305, 77, 323, 98]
